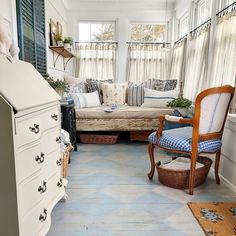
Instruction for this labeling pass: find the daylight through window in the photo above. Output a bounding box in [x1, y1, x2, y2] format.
[78, 22, 115, 42]
[130, 23, 166, 42]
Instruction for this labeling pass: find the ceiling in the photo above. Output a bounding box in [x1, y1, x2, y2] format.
[63, 0, 179, 11]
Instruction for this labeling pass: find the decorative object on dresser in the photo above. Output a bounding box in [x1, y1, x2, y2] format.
[0, 54, 67, 236]
[60, 97, 77, 151]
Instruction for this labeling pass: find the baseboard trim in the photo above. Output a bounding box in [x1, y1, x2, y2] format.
[210, 168, 236, 193]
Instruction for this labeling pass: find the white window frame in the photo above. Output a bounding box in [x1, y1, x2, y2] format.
[130, 22, 167, 42]
[178, 12, 189, 38]
[78, 21, 116, 42]
[195, 0, 212, 26]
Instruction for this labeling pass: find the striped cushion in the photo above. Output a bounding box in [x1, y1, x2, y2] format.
[127, 82, 146, 106]
[127, 79, 158, 106]
[148, 127, 222, 153]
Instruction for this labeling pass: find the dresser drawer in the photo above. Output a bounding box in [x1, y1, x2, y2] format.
[18, 173, 45, 218]
[15, 105, 60, 148]
[41, 128, 60, 155]
[45, 173, 64, 206]
[15, 116, 42, 148]
[19, 201, 47, 236]
[16, 143, 44, 184]
[42, 105, 60, 131]
[43, 149, 62, 180]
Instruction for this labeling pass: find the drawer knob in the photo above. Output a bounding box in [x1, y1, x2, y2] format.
[56, 158, 62, 166]
[56, 137, 61, 144]
[35, 152, 45, 164]
[39, 208, 47, 222]
[29, 124, 40, 134]
[38, 181, 47, 193]
[51, 114, 58, 121]
[57, 178, 63, 188]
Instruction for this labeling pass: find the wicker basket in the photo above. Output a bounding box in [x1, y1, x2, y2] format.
[62, 144, 73, 178]
[79, 133, 119, 144]
[156, 156, 212, 189]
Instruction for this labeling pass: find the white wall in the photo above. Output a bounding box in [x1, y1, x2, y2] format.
[0, 0, 18, 45]
[0, 0, 74, 79]
[66, 2, 173, 82]
[221, 115, 236, 191]
[45, 0, 74, 79]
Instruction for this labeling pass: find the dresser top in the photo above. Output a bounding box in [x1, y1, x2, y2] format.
[0, 55, 60, 112]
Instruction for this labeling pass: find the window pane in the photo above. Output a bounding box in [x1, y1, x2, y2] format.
[91, 23, 103, 41]
[197, 0, 212, 26]
[131, 24, 142, 41]
[153, 25, 165, 42]
[131, 23, 165, 42]
[79, 22, 115, 42]
[79, 23, 91, 41]
[179, 14, 189, 37]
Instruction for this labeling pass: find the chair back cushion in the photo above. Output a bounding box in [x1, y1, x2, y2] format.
[199, 92, 231, 134]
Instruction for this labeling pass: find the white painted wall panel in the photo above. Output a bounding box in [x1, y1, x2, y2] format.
[221, 114, 236, 189]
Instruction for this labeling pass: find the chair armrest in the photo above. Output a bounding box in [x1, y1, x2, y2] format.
[164, 115, 193, 124]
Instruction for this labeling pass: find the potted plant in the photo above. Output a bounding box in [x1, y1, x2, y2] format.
[63, 37, 73, 49]
[167, 97, 192, 117]
[44, 75, 69, 97]
[54, 33, 63, 46]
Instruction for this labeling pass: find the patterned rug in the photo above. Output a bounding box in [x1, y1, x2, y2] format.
[188, 202, 236, 236]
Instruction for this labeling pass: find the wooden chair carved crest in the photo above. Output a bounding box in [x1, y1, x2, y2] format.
[147, 85, 235, 195]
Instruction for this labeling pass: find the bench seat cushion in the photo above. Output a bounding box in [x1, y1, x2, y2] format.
[75, 105, 172, 119]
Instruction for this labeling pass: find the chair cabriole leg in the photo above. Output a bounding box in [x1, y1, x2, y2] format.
[189, 152, 197, 195]
[215, 150, 221, 184]
[148, 144, 156, 180]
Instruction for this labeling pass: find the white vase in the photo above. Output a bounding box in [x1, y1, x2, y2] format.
[63, 43, 71, 49]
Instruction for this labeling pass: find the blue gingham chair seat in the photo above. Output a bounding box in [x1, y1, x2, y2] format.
[148, 127, 222, 153]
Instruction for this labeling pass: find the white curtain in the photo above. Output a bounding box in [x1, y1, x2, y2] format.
[183, 26, 210, 101]
[169, 39, 187, 95]
[126, 44, 171, 84]
[76, 43, 117, 81]
[207, 11, 236, 88]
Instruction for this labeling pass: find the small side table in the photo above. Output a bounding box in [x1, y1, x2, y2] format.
[60, 99, 77, 151]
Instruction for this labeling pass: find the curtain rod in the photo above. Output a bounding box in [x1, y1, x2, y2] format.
[190, 19, 211, 35]
[174, 34, 188, 44]
[216, 0, 236, 16]
[75, 41, 118, 44]
[126, 42, 170, 45]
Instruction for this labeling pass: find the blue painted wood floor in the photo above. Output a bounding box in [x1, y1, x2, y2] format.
[47, 141, 236, 236]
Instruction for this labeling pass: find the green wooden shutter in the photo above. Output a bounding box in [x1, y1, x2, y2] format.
[16, 0, 47, 76]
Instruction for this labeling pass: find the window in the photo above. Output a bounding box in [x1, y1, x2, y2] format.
[130, 23, 166, 42]
[179, 13, 189, 38]
[16, 0, 47, 76]
[196, 0, 212, 26]
[78, 22, 115, 42]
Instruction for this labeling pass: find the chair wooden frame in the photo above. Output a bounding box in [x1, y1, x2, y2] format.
[148, 85, 235, 195]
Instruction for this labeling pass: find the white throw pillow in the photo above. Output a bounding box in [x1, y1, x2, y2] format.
[101, 82, 127, 106]
[142, 88, 179, 108]
[70, 91, 101, 108]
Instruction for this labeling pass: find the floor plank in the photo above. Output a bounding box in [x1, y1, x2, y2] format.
[47, 141, 236, 236]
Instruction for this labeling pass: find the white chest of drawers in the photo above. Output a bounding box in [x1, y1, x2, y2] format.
[0, 55, 66, 236]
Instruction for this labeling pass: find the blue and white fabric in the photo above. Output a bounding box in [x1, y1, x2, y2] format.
[148, 127, 222, 153]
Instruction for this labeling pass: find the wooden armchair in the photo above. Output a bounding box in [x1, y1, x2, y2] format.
[147, 85, 235, 195]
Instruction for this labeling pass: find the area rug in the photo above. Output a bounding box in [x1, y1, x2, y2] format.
[188, 202, 236, 236]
